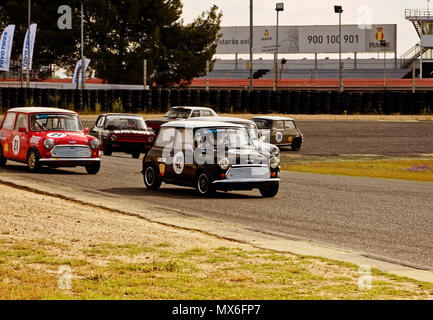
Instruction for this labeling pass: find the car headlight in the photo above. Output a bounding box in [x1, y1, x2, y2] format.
[111, 135, 117, 141]
[270, 156, 280, 169]
[270, 146, 280, 158]
[43, 138, 54, 150]
[90, 138, 100, 150]
[218, 157, 230, 170]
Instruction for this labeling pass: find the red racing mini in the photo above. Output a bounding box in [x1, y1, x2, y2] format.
[0, 107, 101, 174]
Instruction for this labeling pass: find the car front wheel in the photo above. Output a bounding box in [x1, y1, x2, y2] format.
[291, 138, 302, 151]
[132, 151, 140, 159]
[143, 163, 162, 190]
[0, 146, 7, 166]
[196, 172, 215, 197]
[103, 142, 112, 156]
[27, 150, 41, 172]
[259, 182, 279, 198]
[85, 162, 101, 174]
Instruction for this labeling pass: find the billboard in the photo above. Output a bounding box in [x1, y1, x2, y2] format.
[216, 24, 396, 54]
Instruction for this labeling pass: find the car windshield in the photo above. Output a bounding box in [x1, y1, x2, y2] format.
[105, 116, 146, 130]
[253, 119, 272, 129]
[248, 124, 261, 140]
[164, 108, 191, 119]
[195, 127, 254, 150]
[30, 114, 82, 132]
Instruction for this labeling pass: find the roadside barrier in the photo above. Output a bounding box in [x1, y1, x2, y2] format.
[0, 87, 432, 115]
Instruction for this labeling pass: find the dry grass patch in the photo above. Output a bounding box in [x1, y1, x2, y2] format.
[282, 159, 433, 182]
[2, 238, 433, 300]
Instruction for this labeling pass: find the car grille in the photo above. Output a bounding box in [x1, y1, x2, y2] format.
[226, 166, 270, 180]
[50, 145, 92, 158]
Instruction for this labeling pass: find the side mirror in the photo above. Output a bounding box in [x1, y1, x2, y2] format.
[18, 127, 27, 133]
[83, 128, 90, 135]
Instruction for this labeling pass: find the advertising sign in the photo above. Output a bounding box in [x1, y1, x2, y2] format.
[216, 24, 396, 54]
[22, 23, 37, 70]
[0, 25, 15, 72]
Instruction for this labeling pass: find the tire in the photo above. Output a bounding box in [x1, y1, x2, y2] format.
[143, 163, 162, 190]
[132, 151, 140, 159]
[259, 182, 279, 198]
[27, 149, 40, 172]
[0, 145, 7, 167]
[291, 138, 302, 151]
[196, 172, 215, 197]
[85, 162, 100, 174]
[103, 142, 112, 156]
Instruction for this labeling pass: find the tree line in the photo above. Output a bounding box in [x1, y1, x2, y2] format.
[0, 0, 222, 87]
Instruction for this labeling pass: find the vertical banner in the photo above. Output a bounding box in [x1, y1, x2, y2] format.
[22, 23, 37, 70]
[0, 25, 16, 72]
[72, 58, 91, 84]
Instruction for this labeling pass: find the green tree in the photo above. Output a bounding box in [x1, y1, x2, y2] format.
[85, 0, 222, 86]
[0, 0, 222, 86]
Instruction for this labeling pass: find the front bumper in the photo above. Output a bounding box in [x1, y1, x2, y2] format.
[212, 178, 280, 184]
[39, 158, 101, 166]
[212, 178, 280, 191]
[111, 142, 151, 152]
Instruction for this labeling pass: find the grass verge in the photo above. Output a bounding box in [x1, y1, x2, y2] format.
[1, 238, 433, 300]
[281, 159, 433, 182]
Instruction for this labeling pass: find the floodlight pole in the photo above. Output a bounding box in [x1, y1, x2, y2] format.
[81, 0, 86, 90]
[249, 0, 254, 91]
[274, 4, 283, 91]
[420, 44, 423, 79]
[383, 50, 386, 88]
[338, 10, 343, 92]
[26, 0, 31, 88]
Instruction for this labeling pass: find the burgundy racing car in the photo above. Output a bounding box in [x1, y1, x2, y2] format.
[89, 113, 155, 159]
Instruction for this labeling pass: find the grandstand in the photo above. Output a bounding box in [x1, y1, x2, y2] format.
[203, 58, 413, 80]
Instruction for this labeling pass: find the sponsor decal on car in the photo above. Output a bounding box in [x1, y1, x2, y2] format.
[275, 132, 283, 143]
[159, 163, 166, 176]
[30, 136, 41, 144]
[113, 130, 152, 134]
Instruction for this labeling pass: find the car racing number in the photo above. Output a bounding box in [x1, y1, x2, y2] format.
[47, 132, 67, 138]
[275, 132, 283, 143]
[173, 151, 184, 175]
[12, 136, 20, 156]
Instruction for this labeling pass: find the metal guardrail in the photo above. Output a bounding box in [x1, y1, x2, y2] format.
[0, 81, 146, 90]
[405, 9, 433, 19]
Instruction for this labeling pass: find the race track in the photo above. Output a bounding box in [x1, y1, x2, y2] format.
[80, 119, 433, 156]
[1, 120, 432, 269]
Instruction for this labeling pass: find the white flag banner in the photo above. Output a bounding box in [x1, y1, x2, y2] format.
[72, 58, 91, 84]
[0, 25, 16, 72]
[22, 23, 37, 70]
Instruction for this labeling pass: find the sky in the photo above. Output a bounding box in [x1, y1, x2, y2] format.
[181, 0, 430, 59]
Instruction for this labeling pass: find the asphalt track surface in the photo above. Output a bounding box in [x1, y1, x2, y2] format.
[80, 119, 433, 156]
[1, 120, 433, 269]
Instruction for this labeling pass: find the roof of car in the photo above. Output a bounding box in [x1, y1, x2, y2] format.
[187, 116, 253, 124]
[161, 120, 244, 129]
[252, 116, 294, 121]
[102, 113, 143, 117]
[7, 107, 77, 114]
[172, 106, 215, 111]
